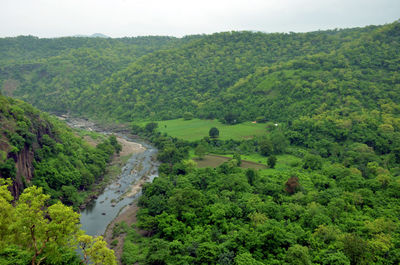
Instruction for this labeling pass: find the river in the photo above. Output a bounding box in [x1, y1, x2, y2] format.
[63, 117, 159, 237]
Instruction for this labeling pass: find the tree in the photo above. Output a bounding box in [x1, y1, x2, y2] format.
[209, 127, 219, 139]
[195, 144, 207, 160]
[224, 112, 238, 125]
[183, 112, 194, 120]
[285, 244, 311, 265]
[11, 186, 81, 265]
[79, 235, 117, 265]
[267, 155, 277, 168]
[342, 233, 369, 265]
[233, 153, 242, 166]
[285, 176, 301, 194]
[145, 122, 158, 133]
[0, 180, 116, 265]
[109, 135, 122, 154]
[246, 169, 257, 186]
[303, 154, 323, 170]
[259, 138, 273, 156]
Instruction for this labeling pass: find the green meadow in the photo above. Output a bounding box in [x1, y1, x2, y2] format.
[146, 118, 268, 141]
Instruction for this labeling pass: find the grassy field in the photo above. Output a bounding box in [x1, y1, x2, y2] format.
[144, 118, 267, 141]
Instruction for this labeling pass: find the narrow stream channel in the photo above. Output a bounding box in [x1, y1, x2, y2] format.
[63, 117, 159, 236]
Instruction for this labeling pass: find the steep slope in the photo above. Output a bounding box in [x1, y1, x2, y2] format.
[0, 26, 379, 121]
[0, 35, 182, 65]
[0, 35, 195, 114]
[0, 93, 119, 205]
[86, 27, 377, 121]
[206, 21, 400, 122]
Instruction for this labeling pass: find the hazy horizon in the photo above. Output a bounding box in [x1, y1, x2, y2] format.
[1, 0, 399, 38]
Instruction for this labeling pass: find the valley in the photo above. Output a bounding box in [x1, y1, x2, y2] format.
[0, 20, 400, 264]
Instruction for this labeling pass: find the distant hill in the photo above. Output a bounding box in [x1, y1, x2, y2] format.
[72, 33, 110, 38]
[90, 33, 109, 38]
[0, 21, 397, 124]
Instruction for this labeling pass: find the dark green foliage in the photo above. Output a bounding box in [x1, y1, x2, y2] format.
[0, 245, 32, 265]
[109, 135, 122, 154]
[145, 122, 158, 133]
[267, 155, 277, 168]
[132, 154, 400, 264]
[0, 159, 16, 179]
[223, 112, 239, 125]
[259, 138, 273, 156]
[0, 25, 381, 122]
[183, 112, 194, 120]
[209, 127, 219, 139]
[194, 144, 207, 159]
[303, 154, 323, 170]
[112, 222, 129, 239]
[1, 21, 400, 265]
[233, 152, 241, 166]
[245, 168, 257, 186]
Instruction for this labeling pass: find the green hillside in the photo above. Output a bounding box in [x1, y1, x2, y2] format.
[0, 93, 120, 206]
[87, 28, 375, 121]
[1, 20, 400, 264]
[205, 21, 400, 122]
[0, 26, 378, 121]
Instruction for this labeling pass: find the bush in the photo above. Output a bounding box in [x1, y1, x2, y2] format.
[267, 155, 277, 168]
[111, 239, 118, 247]
[209, 127, 219, 139]
[183, 112, 194, 120]
[303, 154, 323, 170]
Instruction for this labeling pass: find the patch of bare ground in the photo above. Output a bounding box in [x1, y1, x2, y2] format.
[117, 137, 145, 157]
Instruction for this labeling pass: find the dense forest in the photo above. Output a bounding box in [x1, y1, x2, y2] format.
[1, 20, 400, 264]
[0, 25, 380, 120]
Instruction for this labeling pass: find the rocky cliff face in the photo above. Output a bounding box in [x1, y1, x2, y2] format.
[0, 94, 56, 199]
[10, 145, 34, 198]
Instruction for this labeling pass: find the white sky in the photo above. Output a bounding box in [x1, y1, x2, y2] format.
[0, 0, 399, 38]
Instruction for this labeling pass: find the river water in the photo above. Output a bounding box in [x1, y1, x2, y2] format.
[63, 117, 159, 236]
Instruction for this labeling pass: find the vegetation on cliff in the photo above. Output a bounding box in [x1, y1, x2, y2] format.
[0, 94, 120, 207]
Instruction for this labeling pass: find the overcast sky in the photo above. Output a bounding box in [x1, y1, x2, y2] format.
[0, 0, 399, 38]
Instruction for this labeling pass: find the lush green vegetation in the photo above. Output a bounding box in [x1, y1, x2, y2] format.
[120, 118, 400, 264]
[0, 179, 116, 265]
[1, 25, 379, 121]
[1, 20, 400, 264]
[0, 94, 120, 207]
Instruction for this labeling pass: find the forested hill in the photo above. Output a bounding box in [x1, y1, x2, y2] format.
[0, 35, 197, 113]
[0, 35, 183, 65]
[86, 28, 376, 121]
[0, 23, 383, 121]
[0, 93, 120, 206]
[204, 21, 400, 122]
